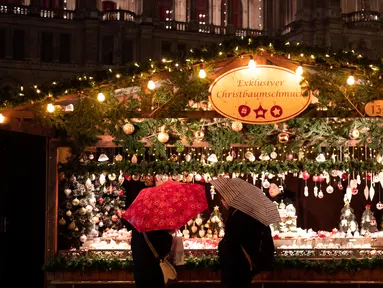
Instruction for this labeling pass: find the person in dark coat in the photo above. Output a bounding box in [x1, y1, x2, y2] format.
[268, 183, 296, 206]
[130, 227, 173, 288]
[218, 199, 275, 288]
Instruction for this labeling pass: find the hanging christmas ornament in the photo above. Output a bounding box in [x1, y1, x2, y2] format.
[312, 175, 319, 182]
[66, 210, 72, 217]
[64, 188, 72, 196]
[89, 154, 94, 160]
[377, 202, 383, 210]
[207, 154, 218, 163]
[99, 173, 106, 185]
[231, 121, 243, 132]
[86, 205, 93, 213]
[72, 198, 80, 206]
[278, 132, 289, 144]
[194, 130, 205, 142]
[199, 227, 206, 238]
[131, 154, 138, 164]
[185, 154, 192, 162]
[244, 151, 252, 159]
[349, 128, 360, 140]
[210, 186, 216, 200]
[364, 172, 369, 200]
[226, 154, 233, 161]
[98, 154, 109, 162]
[313, 186, 318, 198]
[158, 130, 169, 143]
[326, 185, 334, 194]
[68, 221, 76, 230]
[122, 123, 135, 135]
[318, 190, 324, 199]
[170, 154, 178, 162]
[346, 185, 352, 202]
[304, 186, 309, 197]
[194, 174, 202, 182]
[262, 179, 270, 189]
[315, 153, 326, 163]
[115, 154, 123, 162]
[287, 154, 294, 161]
[259, 153, 270, 161]
[108, 173, 116, 181]
[302, 171, 310, 181]
[270, 151, 278, 159]
[118, 173, 124, 185]
[59, 218, 66, 225]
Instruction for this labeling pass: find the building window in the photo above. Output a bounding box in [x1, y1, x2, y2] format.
[161, 41, 172, 57]
[41, 32, 53, 62]
[59, 33, 71, 63]
[196, 0, 208, 24]
[101, 35, 114, 65]
[12, 29, 24, 60]
[0, 29, 5, 59]
[102, 1, 117, 11]
[122, 39, 133, 64]
[221, 0, 242, 29]
[158, 0, 173, 20]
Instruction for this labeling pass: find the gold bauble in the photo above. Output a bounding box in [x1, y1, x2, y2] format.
[79, 207, 87, 215]
[278, 132, 289, 144]
[195, 131, 205, 142]
[115, 154, 123, 162]
[59, 218, 66, 225]
[158, 132, 169, 143]
[122, 123, 135, 135]
[231, 121, 243, 132]
[170, 154, 178, 162]
[68, 221, 76, 230]
[72, 198, 80, 206]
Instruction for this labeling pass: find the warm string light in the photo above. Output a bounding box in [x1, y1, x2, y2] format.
[347, 73, 355, 85]
[97, 92, 105, 102]
[0, 113, 5, 123]
[198, 64, 206, 79]
[147, 79, 156, 90]
[295, 65, 303, 76]
[47, 103, 55, 113]
[248, 55, 256, 71]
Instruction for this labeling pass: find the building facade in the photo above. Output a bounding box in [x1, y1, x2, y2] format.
[0, 0, 382, 85]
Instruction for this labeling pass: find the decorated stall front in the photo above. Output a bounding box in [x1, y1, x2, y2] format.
[2, 37, 383, 286]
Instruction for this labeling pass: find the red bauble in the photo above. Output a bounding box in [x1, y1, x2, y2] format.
[302, 171, 310, 181]
[99, 197, 104, 204]
[352, 188, 358, 195]
[312, 175, 319, 182]
[319, 175, 326, 182]
[366, 173, 372, 181]
[124, 174, 132, 181]
[338, 184, 343, 190]
[341, 173, 349, 180]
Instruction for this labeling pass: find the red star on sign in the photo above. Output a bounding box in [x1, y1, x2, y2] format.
[254, 105, 268, 119]
[270, 105, 283, 118]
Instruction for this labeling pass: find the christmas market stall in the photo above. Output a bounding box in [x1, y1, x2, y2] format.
[3, 37, 383, 286]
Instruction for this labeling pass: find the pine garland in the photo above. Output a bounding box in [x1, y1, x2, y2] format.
[42, 254, 383, 274]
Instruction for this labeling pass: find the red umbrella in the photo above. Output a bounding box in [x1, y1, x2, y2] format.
[123, 180, 208, 232]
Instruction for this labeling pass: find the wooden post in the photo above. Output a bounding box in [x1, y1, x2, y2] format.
[45, 139, 59, 263]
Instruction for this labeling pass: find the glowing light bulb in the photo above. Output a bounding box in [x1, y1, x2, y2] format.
[147, 80, 155, 90]
[199, 66, 207, 79]
[97, 92, 105, 102]
[47, 103, 55, 113]
[347, 75, 355, 85]
[0, 113, 5, 123]
[248, 56, 256, 71]
[295, 65, 303, 76]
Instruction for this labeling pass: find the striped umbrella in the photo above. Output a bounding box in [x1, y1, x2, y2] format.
[210, 177, 281, 226]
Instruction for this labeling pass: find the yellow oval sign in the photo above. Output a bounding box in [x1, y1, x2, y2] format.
[209, 65, 311, 124]
[365, 100, 383, 117]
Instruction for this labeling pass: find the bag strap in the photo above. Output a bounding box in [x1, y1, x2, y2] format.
[143, 232, 160, 260]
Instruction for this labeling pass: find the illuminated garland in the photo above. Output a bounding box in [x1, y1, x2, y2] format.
[0, 36, 382, 155]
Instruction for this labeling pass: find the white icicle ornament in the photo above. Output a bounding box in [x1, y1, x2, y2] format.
[99, 173, 106, 185]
